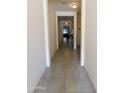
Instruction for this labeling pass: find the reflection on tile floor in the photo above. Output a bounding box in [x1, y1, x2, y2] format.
[34, 38, 96, 93]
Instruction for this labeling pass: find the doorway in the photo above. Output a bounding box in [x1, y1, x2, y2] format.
[43, 0, 85, 67]
[57, 16, 74, 48]
[56, 11, 77, 50]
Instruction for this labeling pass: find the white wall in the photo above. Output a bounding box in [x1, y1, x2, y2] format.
[84, 0, 97, 90]
[48, 0, 57, 58]
[27, 0, 47, 93]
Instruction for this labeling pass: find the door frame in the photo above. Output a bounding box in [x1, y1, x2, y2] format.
[81, 0, 85, 66]
[56, 11, 77, 50]
[43, 0, 50, 67]
[43, 0, 85, 67]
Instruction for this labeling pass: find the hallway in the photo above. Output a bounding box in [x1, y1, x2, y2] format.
[34, 39, 96, 93]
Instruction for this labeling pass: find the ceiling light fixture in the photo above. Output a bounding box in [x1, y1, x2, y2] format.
[72, 4, 77, 8]
[65, 22, 68, 25]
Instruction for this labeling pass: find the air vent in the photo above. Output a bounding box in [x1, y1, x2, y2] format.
[62, 1, 67, 5]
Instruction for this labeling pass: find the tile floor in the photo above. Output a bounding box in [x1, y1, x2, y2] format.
[34, 38, 96, 93]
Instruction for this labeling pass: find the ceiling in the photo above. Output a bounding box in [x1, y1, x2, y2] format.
[53, 0, 81, 13]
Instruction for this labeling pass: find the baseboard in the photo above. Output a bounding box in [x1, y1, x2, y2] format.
[84, 66, 97, 92]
